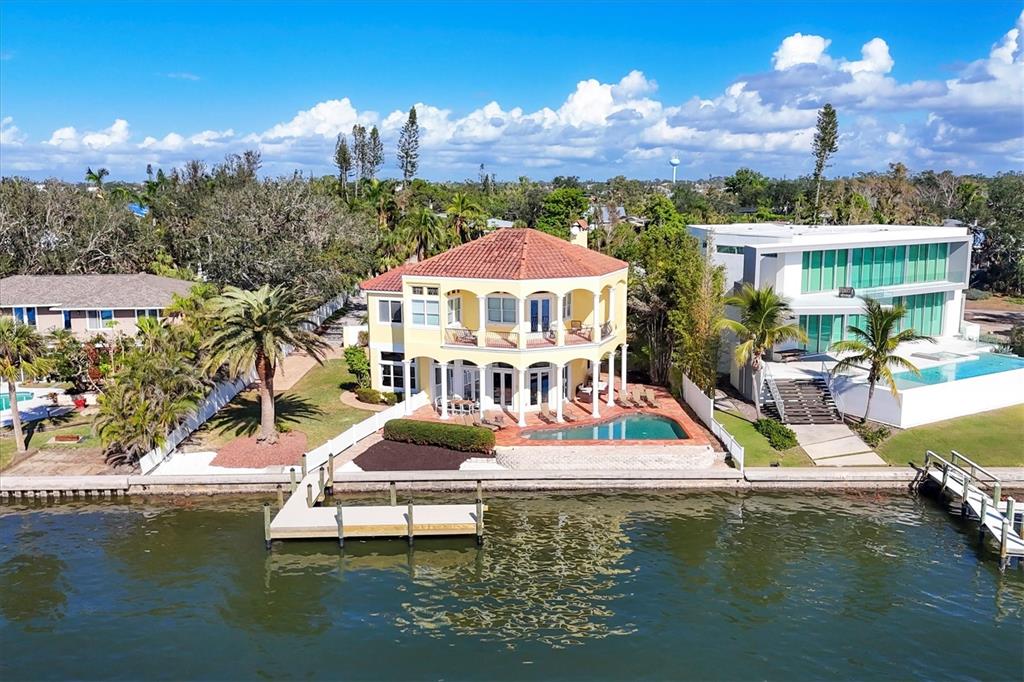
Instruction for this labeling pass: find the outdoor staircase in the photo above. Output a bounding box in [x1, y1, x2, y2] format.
[764, 377, 842, 425]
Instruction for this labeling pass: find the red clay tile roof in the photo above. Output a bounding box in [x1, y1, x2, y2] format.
[361, 229, 626, 292]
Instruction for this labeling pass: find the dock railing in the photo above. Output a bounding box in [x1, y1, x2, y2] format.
[924, 449, 1003, 502]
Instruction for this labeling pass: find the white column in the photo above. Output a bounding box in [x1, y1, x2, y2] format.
[555, 293, 565, 346]
[477, 295, 486, 347]
[440, 360, 449, 420]
[518, 297, 528, 349]
[592, 289, 603, 343]
[555, 363, 564, 423]
[606, 347, 616, 407]
[608, 286, 616, 333]
[402, 360, 413, 415]
[620, 343, 628, 394]
[481, 363, 491, 411]
[591, 358, 601, 418]
[439, 291, 447, 345]
[517, 367, 527, 427]
[453, 360, 464, 397]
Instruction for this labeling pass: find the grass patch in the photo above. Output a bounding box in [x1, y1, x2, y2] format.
[876, 405, 1024, 467]
[0, 416, 99, 470]
[714, 409, 813, 467]
[195, 358, 372, 450]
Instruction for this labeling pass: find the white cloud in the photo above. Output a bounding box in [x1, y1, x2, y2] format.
[773, 33, 832, 70]
[166, 72, 201, 81]
[4, 15, 1022, 179]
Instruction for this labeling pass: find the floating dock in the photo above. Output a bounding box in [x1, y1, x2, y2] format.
[264, 454, 485, 546]
[920, 450, 1024, 568]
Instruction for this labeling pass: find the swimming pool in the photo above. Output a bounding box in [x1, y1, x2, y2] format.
[0, 391, 33, 411]
[892, 353, 1024, 389]
[525, 414, 688, 440]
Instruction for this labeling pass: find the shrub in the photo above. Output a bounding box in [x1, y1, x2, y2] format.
[852, 422, 891, 448]
[753, 418, 798, 450]
[380, 391, 399, 406]
[965, 288, 992, 301]
[355, 387, 381, 404]
[344, 345, 371, 388]
[383, 418, 495, 454]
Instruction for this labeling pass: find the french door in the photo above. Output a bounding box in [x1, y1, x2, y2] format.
[529, 298, 551, 333]
[491, 368, 514, 408]
[528, 368, 551, 406]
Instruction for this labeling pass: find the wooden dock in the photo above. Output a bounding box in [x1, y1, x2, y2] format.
[920, 450, 1024, 568]
[264, 454, 485, 546]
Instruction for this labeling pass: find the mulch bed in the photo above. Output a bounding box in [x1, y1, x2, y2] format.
[211, 431, 308, 468]
[353, 439, 491, 471]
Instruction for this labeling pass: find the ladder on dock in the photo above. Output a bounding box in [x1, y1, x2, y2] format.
[262, 453, 486, 547]
[920, 450, 1024, 568]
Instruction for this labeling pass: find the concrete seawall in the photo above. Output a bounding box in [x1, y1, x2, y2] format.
[3, 468, 1024, 496]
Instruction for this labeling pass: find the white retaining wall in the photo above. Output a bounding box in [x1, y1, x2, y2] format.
[139, 293, 349, 474]
[679, 374, 745, 471]
[832, 366, 1024, 428]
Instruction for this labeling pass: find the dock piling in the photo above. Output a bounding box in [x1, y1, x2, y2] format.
[301, 453, 308, 479]
[327, 454, 335, 493]
[342, 501, 350, 548]
[1008, 497, 1017, 534]
[306, 483, 314, 508]
[407, 502, 414, 545]
[940, 464, 949, 493]
[389, 482, 396, 506]
[318, 466, 325, 497]
[980, 494, 989, 538]
[1000, 518, 1010, 566]
[993, 481, 1001, 504]
[476, 497, 484, 545]
[289, 467, 297, 494]
[276, 485, 284, 509]
[263, 503, 271, 550]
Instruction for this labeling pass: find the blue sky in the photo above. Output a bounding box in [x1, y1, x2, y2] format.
[1, 1, 1022, 180]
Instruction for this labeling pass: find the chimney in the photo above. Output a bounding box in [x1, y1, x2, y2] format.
[570, 218, 589, 249]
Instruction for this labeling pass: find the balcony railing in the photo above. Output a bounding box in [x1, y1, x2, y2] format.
[439, 322, 615, 350]
[444, 328, 478, 346]
[484, 330, 518, 348]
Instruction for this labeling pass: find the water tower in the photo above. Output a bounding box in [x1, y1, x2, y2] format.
[669, 155, 681, 184]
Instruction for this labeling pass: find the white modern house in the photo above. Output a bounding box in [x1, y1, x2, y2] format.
[688, 223, 1023, 428]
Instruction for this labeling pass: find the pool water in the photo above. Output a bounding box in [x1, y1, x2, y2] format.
[525, 414, 687, 440]
[0, 391, 32, 411]
[892, 353, 1024, 389]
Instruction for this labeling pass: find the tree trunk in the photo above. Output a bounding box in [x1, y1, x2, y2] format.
[863, 380, 876, 425]
[256, 354, 278, 445]
[8, 380, 26, 453]
[752, 364, 762, 420]
[812, 174, 822, 225]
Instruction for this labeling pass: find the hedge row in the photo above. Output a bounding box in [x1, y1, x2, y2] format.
[753, 418, 798, 451]
[355, 388, 398, 405]
[382, 419, 495, 454]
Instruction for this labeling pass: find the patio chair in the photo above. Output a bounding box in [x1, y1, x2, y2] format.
[630, 386, 644, 407]
[456, 329, 477, 345]
[645, 388, 660, 408]
[620, 389, 637, 408]
[539, 402, 553, 422]
[569, 320, 583, 333]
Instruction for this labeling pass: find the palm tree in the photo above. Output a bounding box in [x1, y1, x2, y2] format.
[402, 206, 450, 261]
[720, 284, 807, 419]
[85, 167, 109, 192]
[830, 297, 934, 423]
[446, 192, 484, 243]
[0, 316, 54, 453]
[203, 285, 329, 445]
[363, 179, 397, 231]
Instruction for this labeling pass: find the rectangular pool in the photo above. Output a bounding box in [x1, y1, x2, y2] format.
[525, 414, 688, 440]
[892, 353, 1024, 389]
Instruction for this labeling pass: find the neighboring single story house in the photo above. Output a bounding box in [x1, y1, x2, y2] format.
[0, 273, 196, 337]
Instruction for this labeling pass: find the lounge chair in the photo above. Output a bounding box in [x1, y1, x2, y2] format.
[620, 389, 637, 408]
[645, 388, 659, 408]
[539, 402, 553, 422]
[630, 386, 644, 407]
[474, 415, 499, 432]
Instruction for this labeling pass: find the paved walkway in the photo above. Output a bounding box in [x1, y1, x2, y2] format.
[790, 423, 887, 466]
[273, 346, 341, 391]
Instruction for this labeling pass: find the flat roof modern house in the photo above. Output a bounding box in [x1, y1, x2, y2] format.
[0, 273, 195, 338]
[360, 228, 629, 426]
[690, 222, 1023, 428]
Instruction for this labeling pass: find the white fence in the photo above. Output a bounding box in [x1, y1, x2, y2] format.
[139, 293, 349, 474]
[679, 374, 745, 472]
[305, 390, 430, 470]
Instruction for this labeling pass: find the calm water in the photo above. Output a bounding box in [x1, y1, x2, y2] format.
[893, 353, 1024, 389]
[526, 414, 687, 440]
[1, 492, 1022, 681]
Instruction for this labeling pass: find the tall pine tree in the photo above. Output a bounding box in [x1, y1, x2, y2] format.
[334, 133, 352, 198]
[397, 106, 420, 183]
[367, 126, 384, 180]
[811, 103, 839, 225]
[351, 125, 369, 197]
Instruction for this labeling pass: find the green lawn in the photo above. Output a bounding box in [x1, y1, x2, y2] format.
[194, 358, 372, 450]
[714, 409, 813, 467]
[876, 405, 1024, 467]
[0, 416, 100, 470]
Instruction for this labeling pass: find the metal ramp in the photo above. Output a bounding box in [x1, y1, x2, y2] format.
[920, 450, 1024, 568]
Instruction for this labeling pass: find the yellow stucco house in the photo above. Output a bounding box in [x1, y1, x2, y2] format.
[360, 228, 629, 426]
